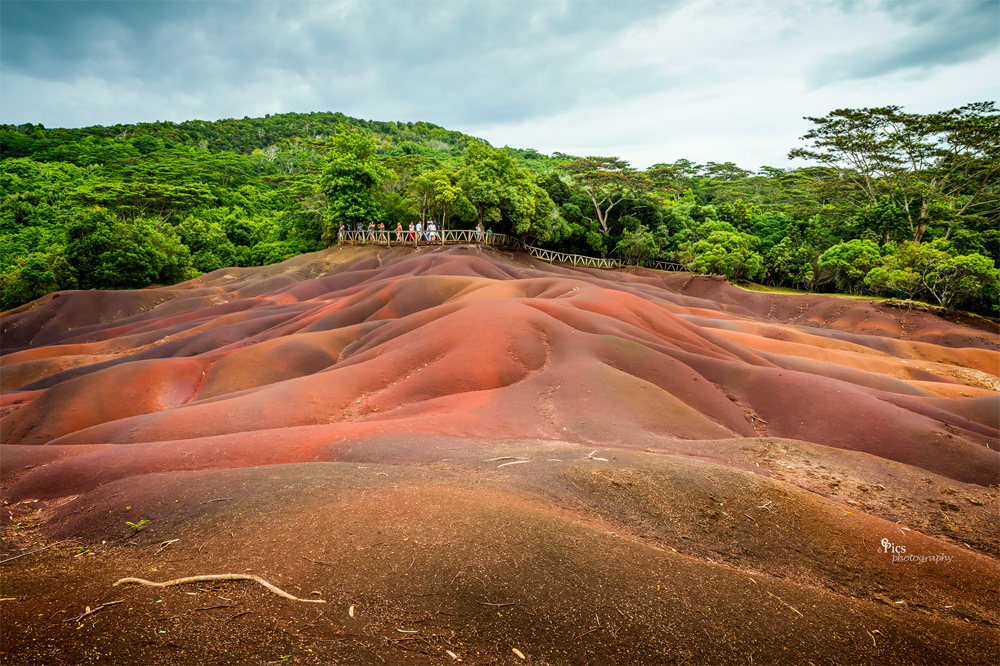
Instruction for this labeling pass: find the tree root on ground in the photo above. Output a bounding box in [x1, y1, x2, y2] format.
[113, 574, 325, 603]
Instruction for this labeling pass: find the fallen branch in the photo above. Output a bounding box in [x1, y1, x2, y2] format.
[303, 556, 333, 566]
[767, 592, 804, 618]
[0, 540, 70, 565]
[114, 574, 326, 603]
[201, 498, 232, 504]
[497, 460, 530, 468]
[63, 600, 123, 623]
[155, 539, 179, 555]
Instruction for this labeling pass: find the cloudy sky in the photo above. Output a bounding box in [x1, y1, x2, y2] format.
[2, 0, 998, 169]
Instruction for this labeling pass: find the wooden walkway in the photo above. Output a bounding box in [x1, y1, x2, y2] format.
[338, 229, 684, 273]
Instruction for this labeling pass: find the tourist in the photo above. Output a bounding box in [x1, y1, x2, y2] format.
[408, 222, 415, 242]
[416, 221, 423, 243]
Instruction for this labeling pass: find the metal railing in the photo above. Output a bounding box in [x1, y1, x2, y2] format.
[337, 228, 685, 273]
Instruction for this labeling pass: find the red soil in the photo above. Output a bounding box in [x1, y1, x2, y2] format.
[2, 245, 998, 665]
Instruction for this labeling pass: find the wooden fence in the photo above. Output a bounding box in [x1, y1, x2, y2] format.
[337, 228, 684, 273]
[339, 228, 521, 248]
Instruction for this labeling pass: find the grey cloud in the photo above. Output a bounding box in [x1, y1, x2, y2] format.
[811, 0, 999, 83]
[1, 0, 681, 127]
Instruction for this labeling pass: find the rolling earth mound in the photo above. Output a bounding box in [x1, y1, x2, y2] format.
[2, 245, 998, 665]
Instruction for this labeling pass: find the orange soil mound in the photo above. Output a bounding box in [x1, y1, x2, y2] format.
[2, 245, 998, 664]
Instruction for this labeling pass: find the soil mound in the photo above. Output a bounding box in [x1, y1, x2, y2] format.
[2, 245, 998, 665]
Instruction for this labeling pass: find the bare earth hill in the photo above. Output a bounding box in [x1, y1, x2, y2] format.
[2, 245, 998, 665]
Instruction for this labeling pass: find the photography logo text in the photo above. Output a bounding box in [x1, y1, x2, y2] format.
[878, 538, 953, 564]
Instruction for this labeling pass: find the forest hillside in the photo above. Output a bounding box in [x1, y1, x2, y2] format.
[2, 104, 997, 315]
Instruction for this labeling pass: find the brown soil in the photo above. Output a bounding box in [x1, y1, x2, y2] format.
[2, 245, 998, 665]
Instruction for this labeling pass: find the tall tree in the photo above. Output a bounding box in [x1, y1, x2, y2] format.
[457, 141, 555, 240]
[320, 127, 390, 244]
[563, 156, 650, 237]
[789, 103, 1000, 242]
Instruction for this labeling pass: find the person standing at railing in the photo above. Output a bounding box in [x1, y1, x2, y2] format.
[416, 221, 423, 243]
[408, 222, 415, 242]
[395, 222, 403, 243]
[367, 221, 376, 243]
[476, 223, 483, 241]
[378, 221, 385, 245]
[486, 228, 493, 244]
[428, 220, 437, 242]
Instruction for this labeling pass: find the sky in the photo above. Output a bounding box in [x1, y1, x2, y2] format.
[1, 0, 998, 170]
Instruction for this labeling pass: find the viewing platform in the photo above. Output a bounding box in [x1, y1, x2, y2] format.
[338, 228, 683, 272]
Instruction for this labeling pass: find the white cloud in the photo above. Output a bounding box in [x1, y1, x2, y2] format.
[462, 0, 1000, 169]
[1, 0, 996, 169]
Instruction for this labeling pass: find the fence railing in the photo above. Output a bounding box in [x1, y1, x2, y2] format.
[337, 228, 684, 273]
[524, 246, 621, 269]
[339, 228, 521, 248]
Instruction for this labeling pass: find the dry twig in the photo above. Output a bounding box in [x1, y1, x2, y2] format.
[63, 600, 123, 623]
[0, 540, 70, 564]
[497, 460, 530, 468]
[767, 592, 804, 618]
[155, 539, 179, 555]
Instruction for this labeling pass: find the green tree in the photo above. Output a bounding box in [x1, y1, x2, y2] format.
[818, 239, 882, 293]
[563, 156, 651, 238]
[615, 225, 658, 265]
[789, 103, 1000, 242]
[457, 141, 555, 241]
[320, 127, 390, 244]
[0, 251, 75, 308]
[65, 209, 191, 290]
[685, 231, 762, 280]
[864, 266, 923, 301]
[883, 241, 1000, 309]
[174, 216, 236, 273]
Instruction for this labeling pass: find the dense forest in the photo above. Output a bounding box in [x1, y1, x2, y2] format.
[2, 104, 998, 315]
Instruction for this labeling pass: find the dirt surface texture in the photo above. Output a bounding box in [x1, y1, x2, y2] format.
[2, 245, 998, 665]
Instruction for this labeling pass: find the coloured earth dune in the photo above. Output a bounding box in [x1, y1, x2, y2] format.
[2, 245, 998, 664]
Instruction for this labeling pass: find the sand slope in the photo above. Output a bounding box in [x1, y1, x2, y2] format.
[2, 245, 998, 665]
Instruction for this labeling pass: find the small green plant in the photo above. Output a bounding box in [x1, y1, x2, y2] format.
[126, 519, 150, 533]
